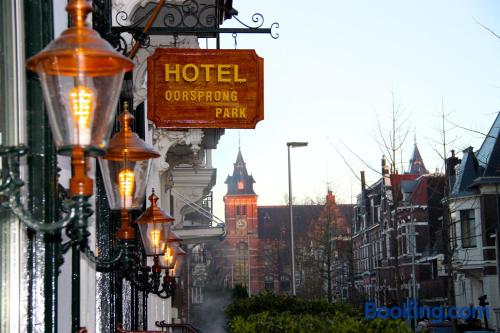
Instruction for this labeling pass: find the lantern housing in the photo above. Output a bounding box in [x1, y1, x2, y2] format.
[26, 0, 134, 155]
[135, 191, 175, 256]
[99, 105, 160, 210]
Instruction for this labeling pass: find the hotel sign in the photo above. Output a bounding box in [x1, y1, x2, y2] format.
[147, 48, 264, 128]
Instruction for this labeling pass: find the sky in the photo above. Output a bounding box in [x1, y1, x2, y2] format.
[202, 0, 500, 219]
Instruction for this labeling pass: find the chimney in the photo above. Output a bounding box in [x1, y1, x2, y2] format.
[360, 171, 366, 193]
[446, 149, 460, 177]
[445, 149, 461, 192]
[382, 155, 391, 186]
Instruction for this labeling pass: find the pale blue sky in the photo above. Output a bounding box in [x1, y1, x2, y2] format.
[210, 0, 500, 218]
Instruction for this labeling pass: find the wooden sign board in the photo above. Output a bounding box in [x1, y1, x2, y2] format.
[147, 48, 264, 129]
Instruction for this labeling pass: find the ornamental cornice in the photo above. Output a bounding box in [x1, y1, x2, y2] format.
[151, 127, 205, 175]
[132, 36, 198, 108]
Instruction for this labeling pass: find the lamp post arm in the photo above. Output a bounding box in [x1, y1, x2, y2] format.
[84, 246, 124, 267]
[0, 145, 75, 233]
[155, 270, 176, 299]
[156, 277, 176, 299]
[126, 269, 151, 291]
[5, 194, 75, 232]
[0, 145, 28, 192]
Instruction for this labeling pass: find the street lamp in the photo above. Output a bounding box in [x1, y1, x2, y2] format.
[24, 1, 133, 331]
[0, 0, 184, 331]
[134, 191, 179, 299]
[287, 141, 308, 296]
[99, 102, 160, 242]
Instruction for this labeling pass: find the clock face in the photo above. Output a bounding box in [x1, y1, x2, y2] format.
[236, 218, 247, 229]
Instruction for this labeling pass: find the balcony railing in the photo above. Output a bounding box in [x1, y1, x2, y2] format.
[116, 323, 203, 333]
[156, 321, 203, 333]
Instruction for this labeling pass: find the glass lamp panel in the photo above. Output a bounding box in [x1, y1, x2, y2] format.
[137, 221, 169, 256]
[98, 158, 152, 210]
[38, 69, 124, 154]
[160, 244, 176, 269]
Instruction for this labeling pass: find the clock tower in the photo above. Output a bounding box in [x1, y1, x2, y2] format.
[223, 149, 260, 292]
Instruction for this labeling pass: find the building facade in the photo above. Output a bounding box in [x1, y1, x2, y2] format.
[213, 150, 353, 299]
[0, 0, 237, 331]
[447, 113, 500, 329]
[352, 116, 500, 330]
[352, 146, 448, 306]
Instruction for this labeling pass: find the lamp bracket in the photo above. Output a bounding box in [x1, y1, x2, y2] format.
[0, 145, 75, 233]
[0, 145, 28, 195]
[0, 146, 125, 270]
[85, 247, 124, 266]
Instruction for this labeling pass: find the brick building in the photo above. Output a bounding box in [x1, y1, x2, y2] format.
[352, 145, 447, 306]
[215, 149, 353, 297]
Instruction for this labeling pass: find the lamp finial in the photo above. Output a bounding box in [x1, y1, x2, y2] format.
[66, 0, 92, 28]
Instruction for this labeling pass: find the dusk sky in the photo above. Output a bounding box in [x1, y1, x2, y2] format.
[204, 0, 500, 218]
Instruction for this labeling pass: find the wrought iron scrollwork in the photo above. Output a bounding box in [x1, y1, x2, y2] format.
[90, 235, 177, 299]
[0, 145, 127, 271]
[102, 0, 279, 56]
[233, 13, 265, 29]
[0, 145, 27, 196]
[119, 254, 177, 299]
[0, 145, 73, 233]
[120, 0, 218, 30]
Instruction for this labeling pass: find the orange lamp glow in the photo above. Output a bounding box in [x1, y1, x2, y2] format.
[69, 85, 94, 144]
[163, 245, 174, 267]
[135, 191, 175, 256]
[150, 229, 164, 254]
[118, 168, 134, 208]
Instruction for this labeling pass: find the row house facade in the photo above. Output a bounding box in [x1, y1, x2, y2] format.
[352, 113, 500, 330]
[352, 145, 448, 306]
[447, 112, 500, 329]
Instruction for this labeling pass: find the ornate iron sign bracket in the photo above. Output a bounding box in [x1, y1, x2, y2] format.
[96, 0, 279, 55]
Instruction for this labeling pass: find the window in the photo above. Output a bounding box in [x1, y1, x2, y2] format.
[236, 205, 247, 216]
[235, 242, 249, 286]
[279, 274, 290, 292]
[237, 180, 244, 190]
[264, 275, 274, 291]
[460, 209, 476, 248]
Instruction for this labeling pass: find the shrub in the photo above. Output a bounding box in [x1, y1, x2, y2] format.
[226, 292, 411, 333]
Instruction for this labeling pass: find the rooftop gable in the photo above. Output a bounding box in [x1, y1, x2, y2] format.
[475, 112, 500, 177]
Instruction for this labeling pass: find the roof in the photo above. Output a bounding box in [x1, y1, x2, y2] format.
[257, 205, 323, 240]
[390, 174, 418, 189]
[410, 174, 445, 205]
[408, 144, 428, 176]
[401, 180, 417, 194]
[475, 112, 500, 177]
[225, 149, 256, 195]
[257, 201, 354, 240]
[451, 147, 481, 197]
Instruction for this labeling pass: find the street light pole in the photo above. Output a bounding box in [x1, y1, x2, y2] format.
[287, 141, 308, 296]
[248, 232, 251, 296]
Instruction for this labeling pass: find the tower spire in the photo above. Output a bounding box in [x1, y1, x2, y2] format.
[408, 142, 428, 176]
[225, 148, 256, 195]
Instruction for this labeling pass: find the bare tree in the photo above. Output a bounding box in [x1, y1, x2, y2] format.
[296, 195, 352, 303]
[375, 91, 411, 174]
[375, 92, 410, 305]
[332, 92, 412, 306]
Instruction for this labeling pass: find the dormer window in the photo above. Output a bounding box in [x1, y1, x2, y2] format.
[237, 181, 244, 190]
